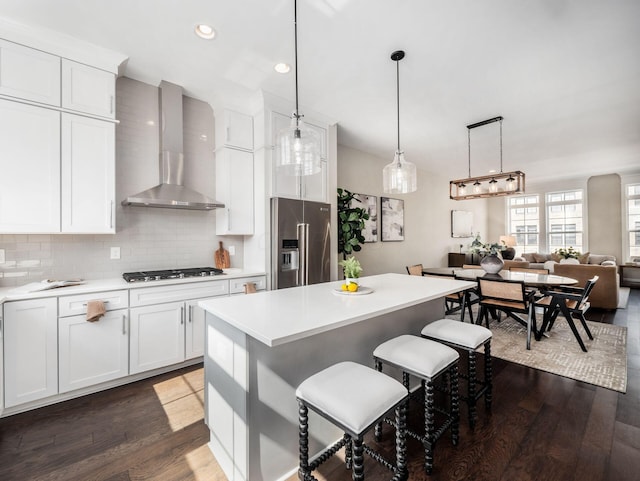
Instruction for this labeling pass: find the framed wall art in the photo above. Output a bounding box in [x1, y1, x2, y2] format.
[451, 210, 473, 238]
[351, 193, 378, 242]
[381, 197, 404, 241]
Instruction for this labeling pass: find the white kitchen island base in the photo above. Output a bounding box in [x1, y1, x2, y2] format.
[200, 273, 476, 481]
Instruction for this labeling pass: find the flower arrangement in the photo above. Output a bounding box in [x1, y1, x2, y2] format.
[554, 246, 581, 259]
[468, 234, 506, 256]
[339, 256, 363, 279]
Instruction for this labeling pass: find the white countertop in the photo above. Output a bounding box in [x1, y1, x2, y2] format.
[199, 273, 476, 347]
[0, 268, 266, 304]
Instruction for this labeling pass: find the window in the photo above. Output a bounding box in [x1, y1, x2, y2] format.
[546, 190, 583, 253]
[508, 195, 539, 254]
[627, 183, 640, 260]
[506, 189, 584, 255]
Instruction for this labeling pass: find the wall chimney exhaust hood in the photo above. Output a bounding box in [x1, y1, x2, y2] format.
[121, 81, 224, 210]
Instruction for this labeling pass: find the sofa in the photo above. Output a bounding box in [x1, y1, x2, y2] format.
[552, 263, 620, 310]
[518, 252, 617, 271]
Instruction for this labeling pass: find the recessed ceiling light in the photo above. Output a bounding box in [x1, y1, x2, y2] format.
[274, 63, 291, 74]
[195, 24, 216, 40]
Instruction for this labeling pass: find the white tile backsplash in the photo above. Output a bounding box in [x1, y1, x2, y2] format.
[0, 77, 244, 287]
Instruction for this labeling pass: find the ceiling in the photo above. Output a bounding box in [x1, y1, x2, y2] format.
[2, 0, 639, 183]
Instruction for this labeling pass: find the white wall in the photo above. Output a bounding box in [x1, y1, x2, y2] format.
[337, 145, 489, 274]
[0, 77, 243, 287]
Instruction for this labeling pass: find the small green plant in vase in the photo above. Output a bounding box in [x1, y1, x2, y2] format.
[339, 256, 363, 292]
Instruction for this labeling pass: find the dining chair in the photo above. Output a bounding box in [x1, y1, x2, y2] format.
[477, 277, 538, 350]
[534, 276, 598, 352]
[406, 264, 424, 276]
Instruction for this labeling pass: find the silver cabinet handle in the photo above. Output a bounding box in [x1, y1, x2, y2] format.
[122, 314, 126, 335]
[180, 305, 184, 325]
[188, 305, 193, 323]
[110, 95, 114, 114]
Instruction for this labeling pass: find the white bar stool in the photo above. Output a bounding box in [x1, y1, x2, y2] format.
[373, 335, 460, 475]
[421, 318, 493, 429]
[296, 361, 409, 481]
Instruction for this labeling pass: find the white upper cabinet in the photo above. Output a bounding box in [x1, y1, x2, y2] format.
[61, 113, 115, 233]
[62, 59, 115, 119]
[215, 109, 255, 235]
[271, 111, 327, 203]
[216, 108, 253, 151]
[0, 39, 61, 106]
[216, 148, 254, 235]
[0, 39, 117, 234]
[0, 99, 61, 233]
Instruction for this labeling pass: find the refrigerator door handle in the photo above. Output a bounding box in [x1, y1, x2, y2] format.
[298, 223, 309, 286]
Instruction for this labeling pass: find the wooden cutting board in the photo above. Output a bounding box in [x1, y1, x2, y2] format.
[214, 241, 230, 269]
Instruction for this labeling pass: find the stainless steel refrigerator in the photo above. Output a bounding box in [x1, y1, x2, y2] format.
[271, 197, 331, 289]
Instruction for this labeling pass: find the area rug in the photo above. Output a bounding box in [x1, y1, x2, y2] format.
[446, 312, 627, 393]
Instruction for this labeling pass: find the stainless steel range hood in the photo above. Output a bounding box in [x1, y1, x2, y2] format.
[121, 81, 224, 210]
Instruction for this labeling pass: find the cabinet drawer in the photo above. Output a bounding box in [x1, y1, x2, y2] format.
[130, 280, 229, 307]
[58, 290, 129, 317]
[229, 276, 266, 294]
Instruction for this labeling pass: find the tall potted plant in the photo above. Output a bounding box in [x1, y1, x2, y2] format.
[337, 188, 370, 260]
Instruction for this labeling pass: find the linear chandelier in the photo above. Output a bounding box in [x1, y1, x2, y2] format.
[449, 116, 525, 200]
[277, 0, 322, 176]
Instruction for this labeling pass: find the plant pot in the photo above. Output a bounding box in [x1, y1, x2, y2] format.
[345, 277, 359, 286]
[480, 254, 504, 274]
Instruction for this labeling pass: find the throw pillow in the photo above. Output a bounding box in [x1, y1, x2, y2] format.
[601, 260, 616, 267]
[578, 252, 590, 264]
[550, 252, 561, 262]
[522, 253, 535, 262]
[589, 254, 615, 265]
[533, 253, 548, 263]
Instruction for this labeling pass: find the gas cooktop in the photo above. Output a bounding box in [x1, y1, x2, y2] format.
[122, 267, 225, 283]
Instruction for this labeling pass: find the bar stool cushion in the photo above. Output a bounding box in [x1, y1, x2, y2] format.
[374, 335, 459, 378]
[296, 361, 407, 434]
[421, 319, 492, 349]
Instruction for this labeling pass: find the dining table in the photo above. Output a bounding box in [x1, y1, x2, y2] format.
[422, 267, 579, 288]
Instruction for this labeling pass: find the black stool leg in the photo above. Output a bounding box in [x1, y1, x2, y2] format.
[485, 341, 493, 410]
[345, 434, 352, 470]
[352, 437, 364, 481]
[374, 359, 383, 441]
[395, 401, 408, 481]
[451, 364, 460, 446]
[468, 350, 477, 429]
[424, 379, 435, 474]
[298, 401, 311, 480]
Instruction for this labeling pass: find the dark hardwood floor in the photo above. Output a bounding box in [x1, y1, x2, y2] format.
[1, 289, 638, 481]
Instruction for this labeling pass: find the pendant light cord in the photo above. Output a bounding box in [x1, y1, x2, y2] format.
[467, 128, 471, 178]
[293, 0, 300, 127]
[499, 118, 503, 173]
[396, 58, 400, 152]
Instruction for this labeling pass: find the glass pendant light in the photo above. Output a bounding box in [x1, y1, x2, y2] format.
[383, 50, 417, 194]
[277, 0, 321, 176]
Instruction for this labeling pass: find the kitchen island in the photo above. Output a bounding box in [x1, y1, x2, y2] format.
[199, 272, 475, 481]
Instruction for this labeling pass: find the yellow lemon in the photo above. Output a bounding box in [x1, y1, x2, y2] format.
[347, 283, 358, 292]
[341, 284, 348, 291]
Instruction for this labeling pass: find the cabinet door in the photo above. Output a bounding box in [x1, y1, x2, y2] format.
[0, 99, 60, 233]
[0, 39, 61, 106]
[3, 298, 58, 408]
[216, 148, 254, 235]
[58, 309, 129, 393]
[185, 300, 206, 359]
[62, 59, 115, 118]
[216, 109, 253, 150]
[129, 302, 185, 374]
[271, 111, 327, 202]
[61, 113, 115, 233]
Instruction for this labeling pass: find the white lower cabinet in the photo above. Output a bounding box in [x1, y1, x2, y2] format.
[3, 298, 58, 408]
[185, 299, 206, 359]
[58, 309, 129, 393]
[129, 301, 186, 375]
